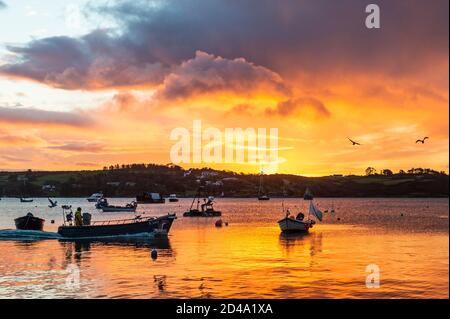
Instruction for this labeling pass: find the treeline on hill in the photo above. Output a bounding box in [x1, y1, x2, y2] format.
[0, 164, 448, 198]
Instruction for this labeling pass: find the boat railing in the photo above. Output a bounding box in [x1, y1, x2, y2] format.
[90, 216, 155, 226]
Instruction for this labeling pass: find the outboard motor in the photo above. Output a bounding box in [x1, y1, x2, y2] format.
[82, 213, 92, 226]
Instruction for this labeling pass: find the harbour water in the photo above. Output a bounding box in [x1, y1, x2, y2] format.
[0, 197, 448, 298]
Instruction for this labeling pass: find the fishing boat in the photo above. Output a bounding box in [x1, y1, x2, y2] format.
[278, 213, 315, 233]
[278, 188, 322, 233]
[19, 197, 33, 203]
[168, 194, 179, 202]
[136, 192, 165, 204]
[101, 201, 138, 213]
[184, 187, 221, 217]
[87, 192, 103, 202]
[58, 213, 176, 238]
[14, 213, 45, 231]
[257, 170, 270, 200]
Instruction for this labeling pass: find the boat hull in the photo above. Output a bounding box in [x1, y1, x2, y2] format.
[258, 196, 270, 201]
[57, 214, 176, 238]
[278, 217, 312, 233]
[183, 209, 221, 217]
[101, 207, 137, 212]
[15, 215, 45, 231]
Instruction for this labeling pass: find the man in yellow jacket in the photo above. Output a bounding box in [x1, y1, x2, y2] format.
[75, 207, 83, 226]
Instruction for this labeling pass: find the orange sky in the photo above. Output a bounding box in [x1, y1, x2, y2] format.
[0, 1, 448, 175]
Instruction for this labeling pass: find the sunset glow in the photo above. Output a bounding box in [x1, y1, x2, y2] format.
[0, 0, 448, 175]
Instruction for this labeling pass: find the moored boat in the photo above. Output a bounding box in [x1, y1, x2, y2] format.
[101, 201, 138, 212]
[58, 213, 176, 238]
[87, 192, 103, 202]
[136, 192, 165, 204]
[257, 169, 270, 200]
[184, 194, 221, 217]
[19, 197, 33, 203]
[183, 208, 221, 217]
[168, 194, 179, 202]
[15, 213, 45, 231]
[278, 215, 315, 233]
[278, 192, 323, 233]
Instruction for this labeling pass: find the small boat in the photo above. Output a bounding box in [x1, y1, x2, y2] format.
[257, 169, 270, 200]
[95, 197, 109, 209]
[15, 213, 45, 231]
[57, 213, 176, 238]
[168, 194, 179, 202]
[20, 197, 33, 203]
[184, 195, 221, 217]
[136, 192, 165, 204]
[101, 201, 138, 213]
[87, 192, 103, 202]
[278, 202, 323, 233]
[278, 214, 315, 233]
[303, 187, 314, 200]
[184, 208, 222, 217]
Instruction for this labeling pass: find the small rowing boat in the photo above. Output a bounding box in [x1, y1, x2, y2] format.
[19, 197, 33, 203]
[15, 213, 45, 231]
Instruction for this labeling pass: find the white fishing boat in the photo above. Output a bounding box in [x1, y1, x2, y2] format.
[278, 188, 323, 233]
[87, 192, 103, 202]
[278, 213, 315, 232]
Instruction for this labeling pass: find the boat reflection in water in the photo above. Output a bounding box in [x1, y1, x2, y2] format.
[279, 231, 323, 257]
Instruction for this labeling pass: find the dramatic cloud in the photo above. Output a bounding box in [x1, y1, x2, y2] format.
[0, 106, 92, 126]
[0, 30, 167, 90]
[0, 1, 6, 10]
[0, 0, 447, 90]
[157, 51, 290, 100]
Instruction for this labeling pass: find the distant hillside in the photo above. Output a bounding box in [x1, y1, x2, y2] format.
[0, 164, 448, 198]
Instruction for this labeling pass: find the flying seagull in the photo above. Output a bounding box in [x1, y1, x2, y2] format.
[416, 137, 429, 144]
[48, 197, 58, 208]
[348, 138, 361, 146]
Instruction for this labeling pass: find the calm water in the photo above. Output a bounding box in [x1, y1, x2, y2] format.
[0, 197, 448, 298]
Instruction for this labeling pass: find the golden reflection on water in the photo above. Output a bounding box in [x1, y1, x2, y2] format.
[0, 198, 448, 299]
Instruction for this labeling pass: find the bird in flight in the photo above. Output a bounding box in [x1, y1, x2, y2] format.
[416, 137, 429, 144]
[348, 138, 361, 146]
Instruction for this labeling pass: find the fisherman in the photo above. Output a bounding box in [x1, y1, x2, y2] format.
[75, 207, 83, 226]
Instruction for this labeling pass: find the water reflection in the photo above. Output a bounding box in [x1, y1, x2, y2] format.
[279, 231, 323, 257]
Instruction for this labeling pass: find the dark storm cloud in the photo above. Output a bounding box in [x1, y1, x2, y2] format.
[0, 0, 447, 90]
